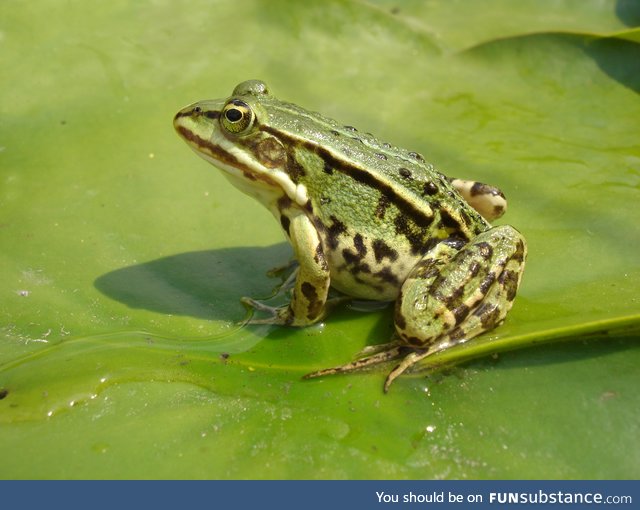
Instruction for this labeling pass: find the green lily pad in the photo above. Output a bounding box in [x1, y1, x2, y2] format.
[1, 0, 639, 479]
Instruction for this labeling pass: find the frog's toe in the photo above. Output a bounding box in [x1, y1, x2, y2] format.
[241, 296, 275, 312]
[303, 346, 404, 380]
[383, 349, 431, 392]
[355, 340, 400, 357]
[240, 297, 291, 325]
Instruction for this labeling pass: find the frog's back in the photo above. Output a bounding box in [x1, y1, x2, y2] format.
[255, 96, 489, 300]
[260, 97, 488, 246]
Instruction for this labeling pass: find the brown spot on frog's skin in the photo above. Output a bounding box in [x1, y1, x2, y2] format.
[350, 261, 372, 275]
[479, 271, 496, 295]
[314, 243, 329, 271]
[428, 282, 464, 309]
[403, 336, 426, 347]
[394, 215, 430, 255]
[374, 266, 400, 286]
[452, 303, 470, 326]
[372, 239, 398, 263]
[458, 209, 475, 228]
[473, 302, 501, 329]
[398, 167, 412, 179]
[0, 388, 8, 400]
[375, 153, 387, 160]
[285, 153, 307, 182]
[444, 285, 465, 308]
[447, 328, 467, 342]
[301, 281, 317, 301]
[471, 181, 505, 199]
[326, 216, 347, 250]
[280, 215, 291, 235]
[353, 234, 367, 257]
[499, 269, 520, 301]
[512, 238, 526, 263]
[423, 181, 438, 196]
[440, 210, 462, 230]
[410, 258, 439, 279]
[277, 195, 293, 211]
[342, 236, 371, 273]
[375, 195, 390, 219]
[256, 137, 286, 168]
[476, 242, 494, 260]
[394, 293, 407, 330]
[323, 161, 334, 175]
[301, 282, 323, 320]
[342, 248, 362, 265]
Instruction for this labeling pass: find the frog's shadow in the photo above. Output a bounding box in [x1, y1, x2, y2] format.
[94, 244, 292, 321]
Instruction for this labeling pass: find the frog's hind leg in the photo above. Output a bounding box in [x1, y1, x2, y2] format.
[388, 225, 527, 390]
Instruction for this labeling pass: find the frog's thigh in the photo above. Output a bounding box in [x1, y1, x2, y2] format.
[449, 178, 507, 221]
[395, 225, 526, 346]
[285, 211, 331, 326]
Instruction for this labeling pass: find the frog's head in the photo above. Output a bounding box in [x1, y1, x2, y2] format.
[173, 80, 307, 206]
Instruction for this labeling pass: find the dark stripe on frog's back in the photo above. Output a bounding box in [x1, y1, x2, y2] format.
[258, 122, 487, 246]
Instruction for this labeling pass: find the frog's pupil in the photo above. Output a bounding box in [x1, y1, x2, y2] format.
[226, 109, 243, 122]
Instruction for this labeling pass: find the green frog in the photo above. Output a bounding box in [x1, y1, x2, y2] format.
[174, 80, 527, 391]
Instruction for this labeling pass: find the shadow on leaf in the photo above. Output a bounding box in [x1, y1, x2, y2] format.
[616, 0, 640, 26]
[587, 37, 640, 94]
[94, 244, 292, 321]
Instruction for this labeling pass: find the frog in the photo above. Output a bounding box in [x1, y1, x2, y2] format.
[173, 80, 527, 392]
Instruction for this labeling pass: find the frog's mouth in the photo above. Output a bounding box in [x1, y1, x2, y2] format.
[173, 109, 270, 184]
[174, 109, 308, 207]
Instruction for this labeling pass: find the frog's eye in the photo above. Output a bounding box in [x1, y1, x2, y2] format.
[221, 100, 254, 134]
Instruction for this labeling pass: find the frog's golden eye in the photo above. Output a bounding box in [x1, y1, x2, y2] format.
[221, 100, 254, 134]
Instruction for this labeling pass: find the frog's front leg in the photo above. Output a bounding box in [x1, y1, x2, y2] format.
[386, 224, 527, 390]
[243, 210, 331, 326]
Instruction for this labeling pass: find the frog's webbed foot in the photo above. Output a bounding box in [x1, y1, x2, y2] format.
[240, 297, 292, 325]
[303, 344, 408, 386]
[383, 347, 436, 392]
[303, 347, 403, 378]
[305, 342, 448, 392]
[240, 295, 352, 326]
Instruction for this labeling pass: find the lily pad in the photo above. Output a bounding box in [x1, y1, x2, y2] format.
[1, 0, 639, 479]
